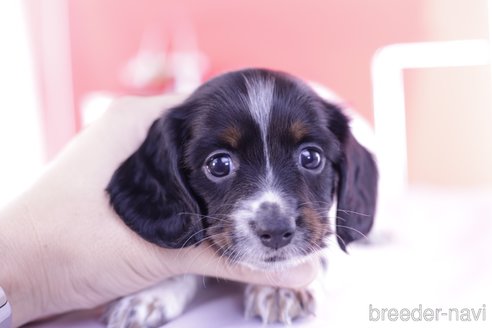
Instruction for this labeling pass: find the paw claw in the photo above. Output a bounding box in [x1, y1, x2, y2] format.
[105, 297, 170, 328]
[105, 275, 199, 328]
[244, 285, 316, 324]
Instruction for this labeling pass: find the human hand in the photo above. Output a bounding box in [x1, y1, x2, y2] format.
[0, 95, 320, 327]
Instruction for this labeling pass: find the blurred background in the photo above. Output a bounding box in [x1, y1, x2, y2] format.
[1, 1, 491, 327]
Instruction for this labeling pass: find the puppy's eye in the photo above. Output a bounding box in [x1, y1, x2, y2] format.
[206, 154, 233, 178]
[299, 148, 322, 170]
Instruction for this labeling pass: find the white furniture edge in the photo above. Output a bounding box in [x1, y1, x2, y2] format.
[371, 39, 491, 202]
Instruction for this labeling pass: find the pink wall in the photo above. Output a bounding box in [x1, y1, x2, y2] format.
[67, 0, 426, 126]
[27, 1, 492, 187]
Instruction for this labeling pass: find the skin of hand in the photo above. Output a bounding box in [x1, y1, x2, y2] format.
[0, 95, 320, 327]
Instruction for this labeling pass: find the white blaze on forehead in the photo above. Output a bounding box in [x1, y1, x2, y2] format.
[244, 75, 275, 182]
[249, 190, 285, 212]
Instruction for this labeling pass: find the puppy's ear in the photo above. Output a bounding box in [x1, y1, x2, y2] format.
[327, 104, 378, 251]
[106, 107, 203, 248]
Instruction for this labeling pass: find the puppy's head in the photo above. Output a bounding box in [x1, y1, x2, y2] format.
[107, 69, 378, 268]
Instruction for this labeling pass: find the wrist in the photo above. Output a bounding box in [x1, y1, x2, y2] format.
[0, 198, 44, 327]
[0, 192, 83, 327]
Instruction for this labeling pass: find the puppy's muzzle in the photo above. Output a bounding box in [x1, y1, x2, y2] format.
[253, 202, 296, 250]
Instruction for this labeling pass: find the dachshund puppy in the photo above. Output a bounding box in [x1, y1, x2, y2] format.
[105, 68, 378, 327]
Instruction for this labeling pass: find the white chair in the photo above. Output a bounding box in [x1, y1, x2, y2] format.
[371, 39, 491, 203]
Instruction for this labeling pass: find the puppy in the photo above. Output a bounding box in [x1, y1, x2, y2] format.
[105, 68, 378, 327]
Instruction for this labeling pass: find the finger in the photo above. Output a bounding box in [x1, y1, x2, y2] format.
[99, 93, 189, 150]
[178, 245, 320, 289]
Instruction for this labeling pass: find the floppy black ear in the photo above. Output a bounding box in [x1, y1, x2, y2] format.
[327, 106, 378, 251]
[106, 107, 203, 248]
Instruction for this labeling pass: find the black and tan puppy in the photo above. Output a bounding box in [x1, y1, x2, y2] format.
[106, 68, 378, 327]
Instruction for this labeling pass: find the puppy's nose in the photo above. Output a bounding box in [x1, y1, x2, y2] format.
[257, 225, 295, 249]
[255, 202, 295, 249]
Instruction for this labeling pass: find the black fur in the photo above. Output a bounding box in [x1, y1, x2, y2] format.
[329, 107, 378, 250]
[106, 105, 203, 248]
[106, 68, 378, 255]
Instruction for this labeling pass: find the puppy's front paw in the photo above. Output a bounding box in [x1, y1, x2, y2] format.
[105, 275, 199, 328]
[106, 295, 171, 328]
[244, 285, 316, 324]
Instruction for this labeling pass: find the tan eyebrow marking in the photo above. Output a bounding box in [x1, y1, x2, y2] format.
[220, 126, 242, 148]
[290, 120, 309, 143]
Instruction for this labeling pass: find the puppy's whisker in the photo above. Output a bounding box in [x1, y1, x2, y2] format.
[321, 236, 339, 250]
[181, 234, 218, 250]
[213, 242, 237, 265]
[332, 231, 348, 249]
[182, 237, 228, 274]
[335, 225, 368, 240]
[297, 200, 333, 207]
[184, 232, 225, 256]
[229, 237, 249, 265]
[181, 242, 217, 275]
[176, 227, 213, 252]
[329, 215, 346, 222]
[206, 202, 239, 212]
[324, 211, 361, 223]
[177, 212, 230, 223]
[213, 244, 236, 281]
[336, 208, 371, 217]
